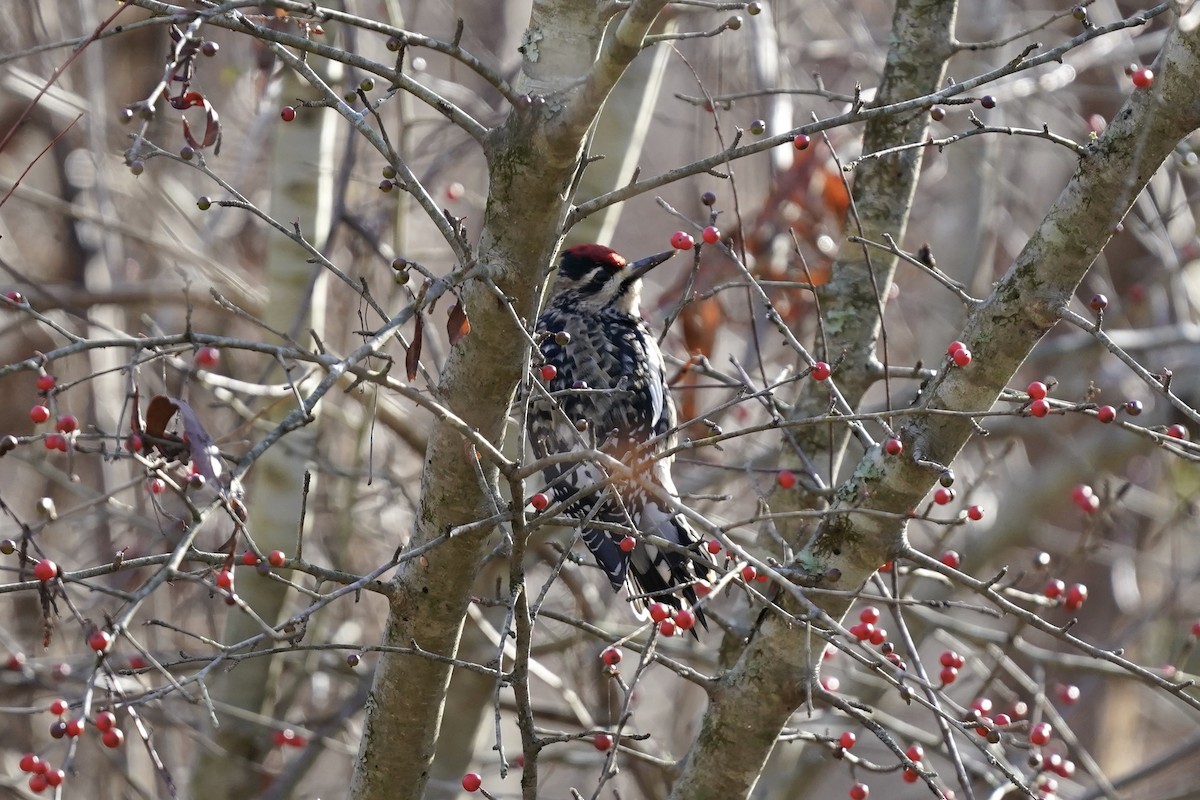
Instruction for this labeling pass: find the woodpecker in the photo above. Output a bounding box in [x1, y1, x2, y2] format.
[528, 243, 714, 631]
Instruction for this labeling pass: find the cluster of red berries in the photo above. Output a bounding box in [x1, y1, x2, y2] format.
[939, 649, 965, 684]
[901, 742, 925, 783]
[19, 752, 66, 793]
[670, 231, 695, 250]
[648, 601, 697, 636]
[947, 340, 972, 368]
[28, 374, 85, 453]
[1071, 484, 1099, 514]
[1026, 380, 1051, 418]
[848, 605, 888, 647]
[1043, 578, 1089, 612]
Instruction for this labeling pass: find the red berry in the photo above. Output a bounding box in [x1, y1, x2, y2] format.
[972, 697, 993, 714]
[273, 728, 298, 747]
[1192, 621, 1200, 638]
[1131, 67, 1154, 88]
[540, 364, 557, 381]
[859, 606, 881, 624]
[673, 608, 696, 630]
[839, 731, 857, 749]
[940, 549, 961, 568]
[96, 711, 117, 731]
[196, 346, 220, 368]
[1166, 423, 1189, 440]
[281, 105, 297, 121]
[1026, 381, 1048, 400]
[693, 579, 712, 597]
[36, 374, 56, 392]
[1064, 582, 1088, 611]
[706, 540, 721, 555]
[1089, 293, 1109, 312]
[992, 713, 1012, 727]
[811, 361, 831, 381]
[34, 559, 58, 582]
[966, 504, 984, 521]
[947, 340, 967, 355]
[906, 744, 924, 762]
[30, 405, 50, 424]
[850, 783, 869, 800]
[594, 732, 613, 751]
[45, 769, 64, 787]
[215, 570, 233, 590]
[20, 753, 41, 773]
[1096, 405, 1116, 423]
[793, 133, 811, 150]
[879, 561, 893, 573]
[777, 469, 796, 489]
[670, 231, 695, 251]
[4, 290, 26, 305]
[65, 718, 85, 737]
[29, 774, 48, 793]
[1056, 684, 1080, 705]
[601, 646, 622, 666]
[89, 630, 113, 653]
[241, 551, 260, 566]
[951, 348, 972, 367]
[648, 602, 671, 623]
[940, 665, 959, 684]
[933, 486, 954, 505]
[619, 535, 636, 553]
[530, 492, 550, 511]
[658, 619, 676, 637]
[268, 550, 286, 567]
[147, 478, 166, 495]
[740, 565, 757, 582]
[868, 627, 887, 646]
[701, 226, 720, 245]
[462, 773, 482, 792]
[903, 767, 919, 783]
[102, 728, 125, 748]
[1029, 721, 1052, 745]
[47, 433, 67, 451]
[6, 653, 26, 670]
[49, 698, 69, 716]
[884, 437, 903, 455]
[1029, 398, 1050, 417]
[1044, 578, 1066, 599]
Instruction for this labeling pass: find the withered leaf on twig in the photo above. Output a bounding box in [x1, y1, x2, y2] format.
[446, 300, 470, 345]
[406, 313, 424, 381]
[143, 395, 226, 496]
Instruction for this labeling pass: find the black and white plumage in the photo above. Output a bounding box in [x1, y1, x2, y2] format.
[528, 243, 714, 631]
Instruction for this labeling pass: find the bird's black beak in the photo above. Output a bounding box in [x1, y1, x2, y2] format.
[626, 249, 676, 281]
